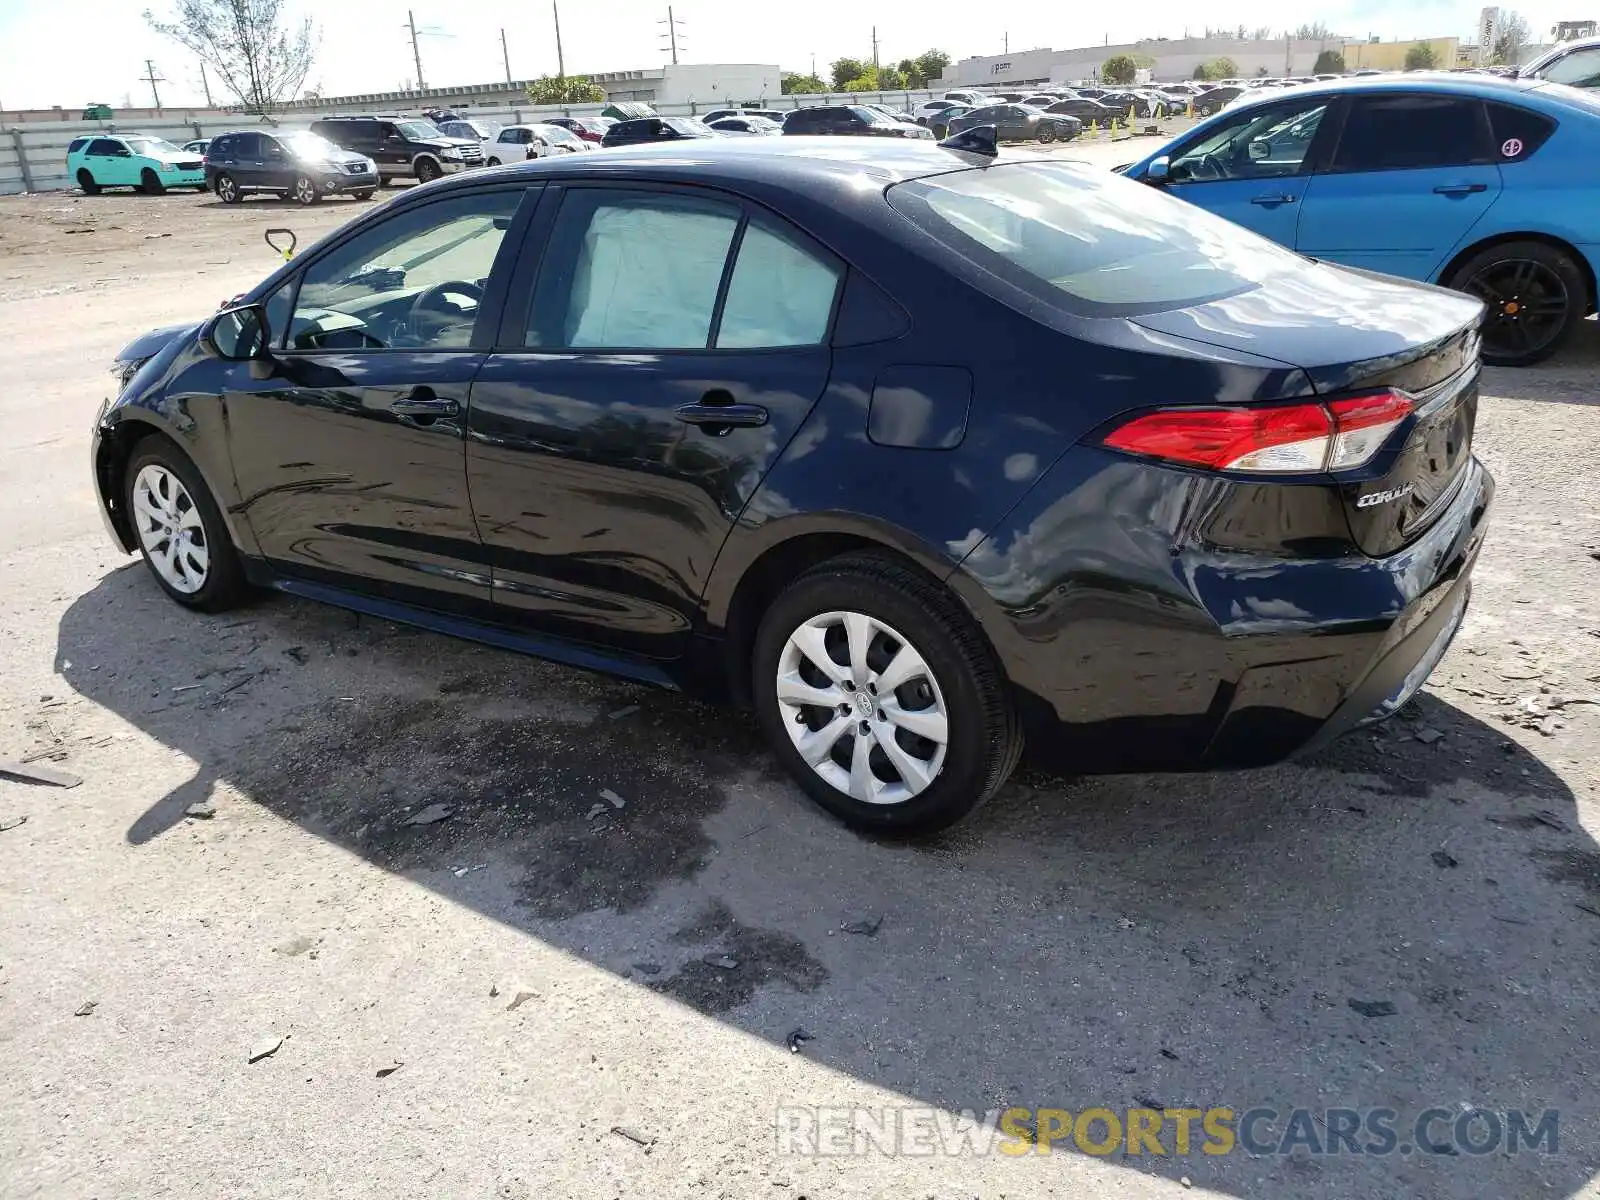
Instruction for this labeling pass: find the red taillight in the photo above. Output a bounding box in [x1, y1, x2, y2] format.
[1102, 389, 1413, 474]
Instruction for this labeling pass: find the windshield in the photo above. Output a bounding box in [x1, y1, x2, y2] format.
[396, 120, 441, 140]
[126, 137, 181, 156]
[539, 125, 578, 143]
[281, 131, 341, 157]
[666, 117, 714, 136]
[887, 160, 1304, 316]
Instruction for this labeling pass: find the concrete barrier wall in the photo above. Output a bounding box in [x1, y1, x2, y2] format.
[1, 91, 943, 195]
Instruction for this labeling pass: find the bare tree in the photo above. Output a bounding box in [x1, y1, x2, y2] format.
[145, 0, 316, 113]
[1494, 10, 1532, 64]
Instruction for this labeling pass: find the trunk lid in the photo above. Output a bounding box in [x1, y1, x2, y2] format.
[1131, 260, 1483, 556]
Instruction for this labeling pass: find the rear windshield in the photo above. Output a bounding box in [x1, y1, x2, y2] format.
[886, 160, 1304, 317]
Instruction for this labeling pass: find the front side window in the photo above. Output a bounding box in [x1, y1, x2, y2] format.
[288, 190, 522, 351]
[528, 190, 741, 349]
[88, 139, 125, 156]
[888, 160, 1304, 317]
[1330, 95, 1491, 172]
[1541, 46, 1600, 88]
[395, 120, 440, 141]
[280, 131, 339, 158]
[1168, 100, 1330, 182]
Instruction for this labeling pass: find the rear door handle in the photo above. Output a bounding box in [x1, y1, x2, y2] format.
[390, 387, 459, 417]
[675, 390, 768, 433]
[1433, 183, 1488, 196]
[1250, 193, 1298, 206]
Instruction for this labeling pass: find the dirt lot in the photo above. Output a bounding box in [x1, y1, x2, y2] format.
[2, 155, 1599, 1200]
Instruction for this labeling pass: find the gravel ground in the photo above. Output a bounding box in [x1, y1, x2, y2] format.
[1, 150, 1598, 1200]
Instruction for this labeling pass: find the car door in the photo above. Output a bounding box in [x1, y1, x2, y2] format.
[1158, 96, 1338, 245]
[92, 138, 136, 186]
[223, 185, 536, 614]
[1296, 93, 1503, 281]
[465, 184, 844, 659]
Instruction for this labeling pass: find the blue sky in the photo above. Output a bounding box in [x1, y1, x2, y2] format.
[0, 0, 1567, 109]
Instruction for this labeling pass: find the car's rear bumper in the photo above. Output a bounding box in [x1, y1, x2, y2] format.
[965, 456, 1494, 773]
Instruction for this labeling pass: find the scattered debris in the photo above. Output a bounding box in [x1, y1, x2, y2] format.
[1414, 727, 1444, 745]
[1492, 914, 1531, 925]
[403, 803, 453, 826]
[0, 815, 27, 834]
[1134, 1094, 1167, 1111]
[185, 800, 217, 820]
[840, 916, 883, 937]
[704, 954, 739, 971]
[1345, 805, 1367, 817]
[1159, 1048, 1180, 1061]
[248, 1035, 284, 1063]
[1575, 903, 1600, 919]
[1532, 811, 1569, 833]
[631, 962, 662, 976]
[73, 1000, 97, 1017]
[585, 803, 608, 821]
[610, 1126, 654, 1150]
[451, 863, 486, 878]
[375, 1063, 403, 1078]
[1180, 1177, 1193, 1189]
[506, 990, 538, 1012]
[282, 646, 308, 664]
[1430, 850, 1459, 869]
[786, 1027, 814, 1053]
[0, 761, 81, 789]
[171, 683, 202, 693]
[1348, 999, 1397, 1018]
[489, 983, 500, 997]
[600, 788, 626, 810]
[1115, 916, 1137, 930]
[607, 705, 641, 720]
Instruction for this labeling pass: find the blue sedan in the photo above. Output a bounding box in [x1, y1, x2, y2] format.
[1123, 75, 1600, 365]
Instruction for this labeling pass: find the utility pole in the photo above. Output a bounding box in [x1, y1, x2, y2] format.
[1003, 32, 1009, 54]
[406, 10, 426, 91]
[658, 5, 685, 65]
[553, 0, 566, 77]
[198, 62, 213, 106]
[501, 28, 512, 83]
[143, 59, 165, 110]
[870, 26, 880, 75]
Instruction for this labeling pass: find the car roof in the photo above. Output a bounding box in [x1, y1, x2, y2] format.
[434, 136, 978, 193]
[1220, 71, 1585, 111]
[1522, 33, 1600, 72]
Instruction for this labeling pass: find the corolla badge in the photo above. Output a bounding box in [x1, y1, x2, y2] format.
[1356, 483, 1416, 508]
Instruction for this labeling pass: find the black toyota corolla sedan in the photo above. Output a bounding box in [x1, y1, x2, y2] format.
[92, 138, 1493, 835]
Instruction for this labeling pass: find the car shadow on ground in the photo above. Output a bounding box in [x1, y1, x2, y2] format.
[55, 564, 1600, 1198]
[1480, 324, 1600, 405]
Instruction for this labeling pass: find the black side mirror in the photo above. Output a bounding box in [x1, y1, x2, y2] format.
[202, 303, 275, 379]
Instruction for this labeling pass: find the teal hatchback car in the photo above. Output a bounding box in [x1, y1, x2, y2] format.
[67, 134, 208, 195]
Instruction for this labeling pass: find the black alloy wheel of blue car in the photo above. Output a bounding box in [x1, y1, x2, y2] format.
[1447, 240, 1589, 367]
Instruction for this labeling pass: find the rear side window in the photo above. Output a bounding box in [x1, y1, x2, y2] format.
[527, 190, 741, 348]
[718, 218, 842, 347]
[87, 139, 123, 155]
[786, 109, 820, 130]
[887, 160, 1303, 318]
[1487, 103, 1558, 160]
[68, 137, 89, 154]
[1330, 95, 1493, 171]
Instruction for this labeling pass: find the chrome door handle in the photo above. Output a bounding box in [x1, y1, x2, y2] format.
[390, 387, 459, 417]
[1433, 183, 1488, 196]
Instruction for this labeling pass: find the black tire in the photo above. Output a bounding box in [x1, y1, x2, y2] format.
[214, 173, 242, 204]
[751, 553, 1022, 836]
[486, 156, 501, 167]
[414, 157, 442, 184]
[1443, 239, 1590, 367]
[77, 169, 101, 195]
[124, 438, 249, 612]
[378, 175, 393, 188]
[1036, 126, 1056, 144]
[352, 189, 375, 201]
[140, 167, 165, 195]
[291, 175, 321, 205]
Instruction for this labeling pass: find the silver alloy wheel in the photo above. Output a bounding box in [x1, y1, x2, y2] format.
[293, 176, 317, 204]
[776, 610, 949, 805]
[216, 175, 237, 202]
[131, 464, 209, 595]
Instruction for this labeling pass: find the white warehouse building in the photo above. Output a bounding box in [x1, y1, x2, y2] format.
[938, 37, 1355, 87]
